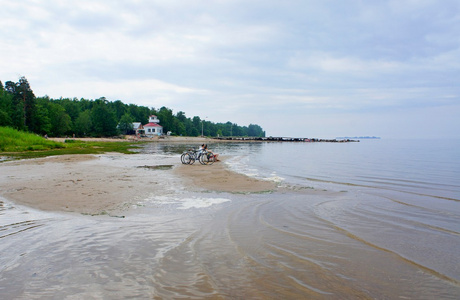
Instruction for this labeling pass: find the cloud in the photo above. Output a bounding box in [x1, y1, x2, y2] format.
[287, 52, 402, 76]
[1, 0, 459, 138]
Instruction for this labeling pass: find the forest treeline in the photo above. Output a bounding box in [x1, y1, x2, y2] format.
[0, 77, 265, 138]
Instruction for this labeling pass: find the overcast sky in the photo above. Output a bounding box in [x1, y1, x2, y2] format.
[1, 0, 459, 138]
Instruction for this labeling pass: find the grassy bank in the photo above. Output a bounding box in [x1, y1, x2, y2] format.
[0, 127, 64, 152]
[0, 127, 142, 160]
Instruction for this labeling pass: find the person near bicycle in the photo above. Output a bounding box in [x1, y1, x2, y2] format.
[203, 144, 219, 161]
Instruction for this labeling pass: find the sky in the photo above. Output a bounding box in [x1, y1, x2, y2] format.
[1, 0, 459, 139]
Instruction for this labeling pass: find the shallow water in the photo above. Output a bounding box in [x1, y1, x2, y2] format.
[1, 139, 459, 299]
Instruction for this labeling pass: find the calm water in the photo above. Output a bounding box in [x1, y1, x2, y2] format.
[1, 139, 459, 299]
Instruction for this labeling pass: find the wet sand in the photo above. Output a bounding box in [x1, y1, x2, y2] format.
[0, 154, 276, 214]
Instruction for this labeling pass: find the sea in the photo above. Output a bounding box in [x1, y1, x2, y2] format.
[1, 139, 459, 299]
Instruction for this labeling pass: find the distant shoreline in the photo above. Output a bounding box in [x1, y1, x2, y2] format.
[49, 135, 361, 143]
[336, 136, 380, 139]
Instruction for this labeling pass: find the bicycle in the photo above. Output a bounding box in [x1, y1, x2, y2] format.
[180, 149, 215, 165]
[180, 149, 203, 165]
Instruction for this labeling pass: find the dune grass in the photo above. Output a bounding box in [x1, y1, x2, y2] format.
[0, 127, 142, 160]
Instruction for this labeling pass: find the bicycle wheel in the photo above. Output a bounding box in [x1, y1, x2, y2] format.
[182, 152, 195, 165]
[180, 152, 188, 164]
[200, 152, 215, 165]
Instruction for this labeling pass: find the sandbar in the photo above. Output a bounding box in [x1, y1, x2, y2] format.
[174, 160, 275, 193]
[0, 153, 276, 214]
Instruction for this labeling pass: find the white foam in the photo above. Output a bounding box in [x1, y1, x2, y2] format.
[178, 197, 231, 209]
[225, 156, 285, 184]
[225, 157, 258, 177]
[265, 175, 285, 183]
[147, 195, 178, 206]
[146, 195, 230, 210]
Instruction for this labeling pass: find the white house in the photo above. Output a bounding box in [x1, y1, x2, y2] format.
[143, 115, 163, 136]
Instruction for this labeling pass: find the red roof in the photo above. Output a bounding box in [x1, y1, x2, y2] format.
[143, 122, 162, 127]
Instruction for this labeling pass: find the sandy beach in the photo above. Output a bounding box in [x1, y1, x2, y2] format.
[0, 153, 276, 214]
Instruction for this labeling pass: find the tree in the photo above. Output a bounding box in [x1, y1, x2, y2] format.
[0, 84, 13, 127]
[74, 110, 92, 136]
[48, 102, 71, 136]
[157, 106, 174, 133]
[118, 113, 134, 134]
[248, 124, 265, 137]
[171, 118, 186, 136]
[0, 109, 11, 126]
[110, 100, 127, 120]
[59, 98, 80, 123]
[16, 76, 36, 130]
[33, 98, 52, 135]
[91, 99, 118, 136]
[4, 81, 22, 130]
[191, 116, 201, 136]
[4, 81, 15, 94]
[0, 77, 267, 138]
[128, 104, 151, 124]
[176, 111, 187, 122]
[226, 121, 232, 136]
[3, 77, 36, 131]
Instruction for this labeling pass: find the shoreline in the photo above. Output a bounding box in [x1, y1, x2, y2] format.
[0, 153, 277, 215]
[48, 135, 214, 143]
[47, 135, 359, 144]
